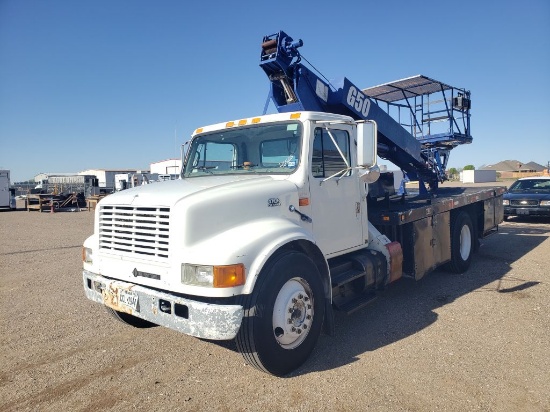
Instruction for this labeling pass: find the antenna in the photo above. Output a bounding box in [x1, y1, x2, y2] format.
[175, 124, 178, 161]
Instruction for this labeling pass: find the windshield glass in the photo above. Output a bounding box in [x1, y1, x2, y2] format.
[183, 122, 302, 177]
[508, 179, 550, 192]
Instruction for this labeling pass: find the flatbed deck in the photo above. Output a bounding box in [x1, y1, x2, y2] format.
[368, 186, 506, 226]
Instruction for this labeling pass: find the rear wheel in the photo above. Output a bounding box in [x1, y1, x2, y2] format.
[106, 307, 157, 328]
[236, 251, 325, 376]
[448, 211, 474, 273]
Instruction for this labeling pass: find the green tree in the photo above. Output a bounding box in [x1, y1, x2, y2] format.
[463, 164, 475, 170]
[447, 167, 458, 180]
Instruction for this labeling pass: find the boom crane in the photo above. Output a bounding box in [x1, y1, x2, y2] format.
[260, 31, 472, 193]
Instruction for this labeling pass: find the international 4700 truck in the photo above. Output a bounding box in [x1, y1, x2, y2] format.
[82, 31, 504, 376]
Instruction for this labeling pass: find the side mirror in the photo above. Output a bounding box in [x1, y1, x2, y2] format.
[357, 120, 377, 168]
[359, 164, 381, 184]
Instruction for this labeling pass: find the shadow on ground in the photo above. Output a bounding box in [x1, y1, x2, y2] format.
[209, 221, 548, 376]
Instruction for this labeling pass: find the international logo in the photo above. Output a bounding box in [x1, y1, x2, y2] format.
[132, 268, 161, 280]
[268, 198, 281, 207]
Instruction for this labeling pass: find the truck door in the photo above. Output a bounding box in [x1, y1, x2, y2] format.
[308, 125, 363, 255]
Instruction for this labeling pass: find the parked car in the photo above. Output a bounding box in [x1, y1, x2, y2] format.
[503, 177, 550, 220]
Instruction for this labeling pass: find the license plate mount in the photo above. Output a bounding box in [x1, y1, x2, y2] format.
[102, 282, 139, 313]
[517, 209, 529, 215]
[119, 289, 138, 311]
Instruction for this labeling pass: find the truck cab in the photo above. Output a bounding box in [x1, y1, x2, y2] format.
[184, 111, 380, 257]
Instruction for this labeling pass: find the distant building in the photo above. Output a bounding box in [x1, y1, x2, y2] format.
[34, 172, 76, 184]
[150, 159, 181, 175]
[480, 160, 546, 179]
[461, 170, 497, 183]
[79, 169, 146, 190]
[32, 172, 97, 195]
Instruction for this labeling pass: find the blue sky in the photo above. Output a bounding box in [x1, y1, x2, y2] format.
[1, 0, 549, 182]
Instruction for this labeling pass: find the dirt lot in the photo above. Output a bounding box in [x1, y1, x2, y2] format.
[1, 201, 549, 411]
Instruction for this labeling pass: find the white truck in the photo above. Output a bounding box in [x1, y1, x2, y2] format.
[82, 31, 504, 376]
[0, 170, 16, 210]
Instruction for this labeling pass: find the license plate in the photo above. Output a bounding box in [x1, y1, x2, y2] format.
[517, 209, 529, 215]
[119, 289, 138, 311]
[103, 282, 138, 313]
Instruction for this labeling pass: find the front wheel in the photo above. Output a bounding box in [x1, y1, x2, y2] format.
[236, 251, 325, 376]
[448, 211, 474, 273]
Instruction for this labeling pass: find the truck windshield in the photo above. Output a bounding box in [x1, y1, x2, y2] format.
[182, 122, 302, 177]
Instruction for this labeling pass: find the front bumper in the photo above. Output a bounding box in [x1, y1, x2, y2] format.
[83, 270, 243, 340]
[504, 207, 550, 217]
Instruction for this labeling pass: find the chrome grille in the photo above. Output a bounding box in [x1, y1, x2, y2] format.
[99, 205, 170, 259]
[510, 199, 539, 207]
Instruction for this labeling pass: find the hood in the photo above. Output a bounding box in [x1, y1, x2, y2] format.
[102, 175, 280, 207]
[98, 174, 301, 250]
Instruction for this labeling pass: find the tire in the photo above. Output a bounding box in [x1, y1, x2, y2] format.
[448, 211, 474, 273]
[236, 251, 325, 376]
[105, 307, 157, 328]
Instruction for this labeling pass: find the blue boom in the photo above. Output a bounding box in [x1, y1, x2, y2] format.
[260, 31, 472, 192]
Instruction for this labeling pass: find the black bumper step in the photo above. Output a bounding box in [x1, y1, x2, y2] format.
[331, 268, 365, 288]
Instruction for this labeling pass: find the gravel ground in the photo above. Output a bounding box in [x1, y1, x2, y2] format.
[0, 201, 548, 412]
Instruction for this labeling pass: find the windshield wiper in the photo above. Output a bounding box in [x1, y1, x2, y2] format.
[194, 166, 216, 174]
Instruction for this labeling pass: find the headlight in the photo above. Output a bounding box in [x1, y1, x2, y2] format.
[82, 247, 93, 264]
[182, 264, 214, 286]
[502, 199, 509, 206]
[540, 200, 550, 206]
[181, 264, 245, 288]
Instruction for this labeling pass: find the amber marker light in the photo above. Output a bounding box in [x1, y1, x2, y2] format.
[195, 128, 204, 134]
[251, 117, 261, 123]
[299, 198, 309, 206]
[238, 119, 247, 126]
[382, 216, 390, 222]
[213, 264, 245, 288]
[226, 121, 235, 128]
[290, 113, 301, 119]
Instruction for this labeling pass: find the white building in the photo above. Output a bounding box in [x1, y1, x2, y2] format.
[79, 169, 146, 189]
[460, 170, 497, 183]
[150, 159, 181, 176]
[34, 172, 76, 184]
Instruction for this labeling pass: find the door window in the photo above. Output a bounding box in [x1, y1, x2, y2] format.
[311, 128, 351, 178]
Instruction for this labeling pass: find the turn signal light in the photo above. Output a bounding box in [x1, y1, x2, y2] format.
[214, 264, 245, 288]
[82, 247, 93, 264]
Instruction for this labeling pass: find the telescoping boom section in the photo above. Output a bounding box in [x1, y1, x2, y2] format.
[260, 31, 472, 192]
